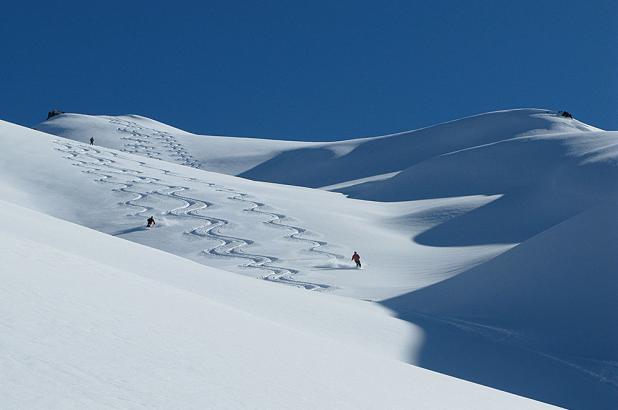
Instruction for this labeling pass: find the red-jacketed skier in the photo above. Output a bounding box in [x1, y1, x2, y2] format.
[352, 251, 361, 268]
[147, 216, 156, 228]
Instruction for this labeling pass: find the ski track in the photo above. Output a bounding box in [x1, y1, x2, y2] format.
[414, 311, 618, 388]
[53, 139, 341, 291]
[109, 118, 201, 168]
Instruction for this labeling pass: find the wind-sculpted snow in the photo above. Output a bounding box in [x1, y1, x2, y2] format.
[5, 111, 618, 408]
[38, 109, 601, 193]
[53, 141, 342, 290]
[382, 201, 618, 408]
[1, 200, 554, 409]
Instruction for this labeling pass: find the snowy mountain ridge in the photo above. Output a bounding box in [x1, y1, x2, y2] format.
[37, 108, 601, 190]
[2, 108, 617, 408]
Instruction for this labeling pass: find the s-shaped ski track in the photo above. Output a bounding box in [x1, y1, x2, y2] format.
[54, 141, 341, 291]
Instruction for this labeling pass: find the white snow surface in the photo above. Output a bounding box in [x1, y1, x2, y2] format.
[37, 108, 601, 189]
[37, 113, 311, 174]
[10, 118, 507, 300]
[1, 108, 616, 408]
[3, 199, 552, 409]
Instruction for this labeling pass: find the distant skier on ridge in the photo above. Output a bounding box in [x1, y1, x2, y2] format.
[89, 137, 94, 145]
[351, 251, 361, 268]
[147, 216, 156, 228]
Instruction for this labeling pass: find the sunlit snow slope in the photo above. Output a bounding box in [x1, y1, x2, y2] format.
[3, 108, 616, 408]
[7, 119, 506, 300]
[3, 200, 556, 409]
[38, 113, 310, 174]
[37, 108, 599, 189]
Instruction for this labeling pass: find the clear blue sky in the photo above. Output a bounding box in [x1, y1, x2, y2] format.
[1, 1, 616, 140]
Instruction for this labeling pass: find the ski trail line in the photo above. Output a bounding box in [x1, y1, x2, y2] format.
[54, 140, 340, 291]
[109, 118, 201, 168]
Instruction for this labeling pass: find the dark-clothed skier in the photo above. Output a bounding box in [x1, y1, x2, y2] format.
[351, 251, 361, 268]
[89, 137, 94, 145]
[147, 216, 156, 228]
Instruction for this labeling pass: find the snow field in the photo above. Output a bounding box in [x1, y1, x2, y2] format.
[2, 107, 616, 408]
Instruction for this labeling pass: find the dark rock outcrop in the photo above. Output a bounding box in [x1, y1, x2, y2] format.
[47, 110, 64, 120]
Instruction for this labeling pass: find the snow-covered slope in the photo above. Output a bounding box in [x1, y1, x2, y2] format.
[3, 119, 507, 300]
[37, 113, 311, 174]
[383, 200, 618, 409]
[37, 109, 600, 190]
[5, 109, 618, 408]
[4, 200, 555, 409]
[387, 198, 618, 355]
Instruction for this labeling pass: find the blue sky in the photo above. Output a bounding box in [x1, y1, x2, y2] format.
[1, 1, 616, 140]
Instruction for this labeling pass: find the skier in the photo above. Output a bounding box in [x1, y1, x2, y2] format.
[351, 251, 361, 268]
[147, 216, 156, 228]
[89, 137, 94, 145]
